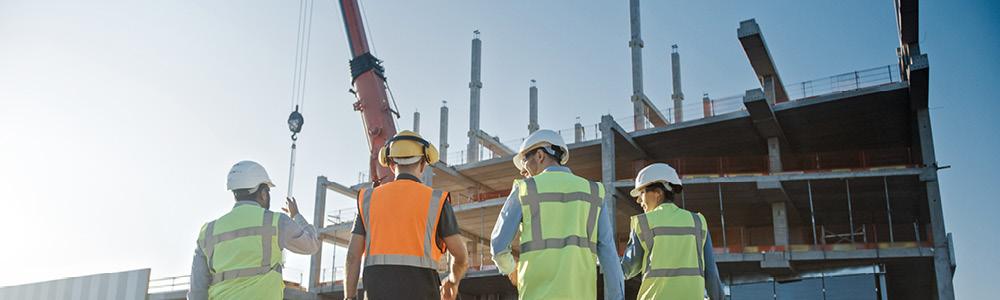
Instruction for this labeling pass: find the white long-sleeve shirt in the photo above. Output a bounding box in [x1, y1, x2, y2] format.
[187, 201, 320, 300]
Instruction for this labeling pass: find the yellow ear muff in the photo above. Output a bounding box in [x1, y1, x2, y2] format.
[425, 144, 440, 165]
[377, 146, 390, 167]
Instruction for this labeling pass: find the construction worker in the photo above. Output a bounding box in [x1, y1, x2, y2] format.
[490, 129, 625, 300]
[344, 130, 469, 300]
[620, 163, 724, 299]
[188, 160, 321, 300]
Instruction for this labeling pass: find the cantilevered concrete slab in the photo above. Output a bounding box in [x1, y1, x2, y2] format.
[738, 19, 789, 103]
[743, 89, 786, 142]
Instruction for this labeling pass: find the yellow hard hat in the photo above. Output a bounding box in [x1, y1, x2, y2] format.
[378, 130, 440, 167]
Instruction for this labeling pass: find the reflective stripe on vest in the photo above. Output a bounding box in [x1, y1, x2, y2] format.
[637, 211, 705, 279]
[518, 177, 603, 254]
[360, 187, 444, 269]
[199, 210, 282, 285]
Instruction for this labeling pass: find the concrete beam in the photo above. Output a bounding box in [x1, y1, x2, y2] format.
[453, 197, 505, 212]
[895, 0, 919, 46]
[715, 246, 936, 263]
[738, 19, 789, 103]
[611, 167, 926, 187]
[473, 129, 515, 156]
[743, 89, 786, 141]
[431, 162, 498, 192]
[637, 94, 670, 128]
[323, 179, 360, 199]
[608, 119, 650, 159]
[908, 54, 929, 110]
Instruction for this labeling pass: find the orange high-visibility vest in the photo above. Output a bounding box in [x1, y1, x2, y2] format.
[357, 180, 448, 269]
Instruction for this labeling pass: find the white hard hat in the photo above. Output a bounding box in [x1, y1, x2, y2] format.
[629, 163, 682, 197]
[226, 160, 275, 192]
[512, 129, 569, 171]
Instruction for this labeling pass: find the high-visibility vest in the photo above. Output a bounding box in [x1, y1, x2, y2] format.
[198, 203, 284, 300]
[631, 203, 708, 300]
[357, 180, 448, 269]
[514, 171, 605, 300]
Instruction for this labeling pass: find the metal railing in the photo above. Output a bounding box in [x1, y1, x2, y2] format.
[438, 63, 902, 167]
[148, 275, 190, 293]
[784, 64, 900, 100]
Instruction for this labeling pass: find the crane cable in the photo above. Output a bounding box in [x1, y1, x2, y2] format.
[286, 0, 314, 198]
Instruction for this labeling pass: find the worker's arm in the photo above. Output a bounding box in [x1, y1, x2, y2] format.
[703, 231, 725, 300]
[620, 231, 645, 279]
[440, 234, 468, 300]
[596, 194, 626, 300]
[489, 183, 523, 275]
[277, 197, 320, 255]
[344, 233, 365, 299]
[187, 244, 210, 300]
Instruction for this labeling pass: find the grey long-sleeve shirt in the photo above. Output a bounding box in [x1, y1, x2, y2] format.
[187, 201, 320, 300]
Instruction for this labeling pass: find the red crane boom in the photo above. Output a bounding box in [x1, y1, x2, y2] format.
[337, 0, 397, 185]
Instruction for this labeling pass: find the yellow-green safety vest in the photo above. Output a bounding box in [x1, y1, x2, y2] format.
[198, 203, 284, 299]
[515, 171, 605, 300]
[631, 203, 708, 300]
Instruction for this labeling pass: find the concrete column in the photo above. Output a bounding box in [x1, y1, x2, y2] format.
[574, 121, 585, 143]
[762, 75, 776, 106]
[767, 137, 782, 172]
[628, 0, 647, 130]
[413, 111, 420, 133]
[767, 137, 789, 247]
[528, 80, 539, 134]
[771, 202, 789, 246]
[600, 115, 617, 236]
[308, 176, 328, 291]
[916, 109, 956, 299]
[702, 93, 712, 118]
[439, 101, 449, 164]
[671, 45, 684, 123]
[467, 30, 483, 163]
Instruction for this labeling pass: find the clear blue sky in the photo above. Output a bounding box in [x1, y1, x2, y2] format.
[0, 0, 995, 298]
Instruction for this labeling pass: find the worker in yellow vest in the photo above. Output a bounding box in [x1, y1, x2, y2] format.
[188, 160, 321, 300]
[490, 129, 625, 300]
[621, 163, 724, 299]
[344, 130, 469, 300]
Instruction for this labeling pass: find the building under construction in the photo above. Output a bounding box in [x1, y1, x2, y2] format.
[0, 0, 953, 299]
[307, 0, 955, 299]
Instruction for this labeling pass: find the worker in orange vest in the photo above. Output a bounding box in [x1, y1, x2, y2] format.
[344, 131, 469, 300]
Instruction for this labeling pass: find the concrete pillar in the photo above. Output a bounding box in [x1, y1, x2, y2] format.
[600, 115, 618, 236]
[771, 202, 789, 246]
[308, 176, 328, 291]
[916, 109, 956, 299]
[412, 111, 420, 133]
[528, 79, 539, 134]
[763, 75, 776, 106]
[628, 0, 647, 130]
[702, 93, 712, 118]
[574, 120, 585, 143]
[767, 137, 782, 172]
[767, 137, 789, 247]
[439, 101, 449, 164]
[671, 45, 684, 123]
[467, 30, 483, 163]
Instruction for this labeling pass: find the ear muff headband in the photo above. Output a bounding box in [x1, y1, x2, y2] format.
[382, 135, 431, 164]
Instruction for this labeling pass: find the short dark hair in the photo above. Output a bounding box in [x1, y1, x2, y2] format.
[233, 184, 269, 200]
[645, 182, 681, 203]
[529, 145, 564, 164]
